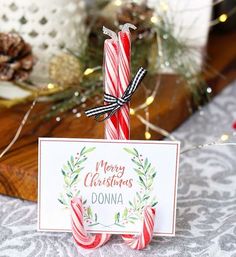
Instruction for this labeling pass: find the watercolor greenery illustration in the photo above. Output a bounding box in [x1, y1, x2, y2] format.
[58, 146, 95, 207]
[58, 146, 158, 228]
[112, 147, 158, 227]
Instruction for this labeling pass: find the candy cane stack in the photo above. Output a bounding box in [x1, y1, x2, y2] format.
[71, 24, 156, 250]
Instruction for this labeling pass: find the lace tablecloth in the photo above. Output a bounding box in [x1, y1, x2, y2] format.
[0, 82, 236, 257]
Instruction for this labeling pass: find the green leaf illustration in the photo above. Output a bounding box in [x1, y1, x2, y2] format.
[64, 176, 70, 186]
[80, 146, 86, 156]
[76, 158, 87, 166]
[58, 198, 65, 205]
[122, 208, 128, 219]
[133, 148, 139, 157]
[82, 147, 96, 155]
[131, 159, 142, 167]
[74, 168, 83, 174]
[70, 174, 79, 186]
[144, 158, 148, 169]
[139, 176, 146, 188]
[70, 156, 74, 166]
[67, 160, 73, 172]
[66, 192, 73, 198]
[129, 201, 133, 207]
[152, 201, 158, 207]
[88, 222, 99, 227]
[87, 207, 93, 218]
[152, 172, 157, 178]
[63, 164, 69, 172]
[123, 147, 136, 156]
[114, 212, 120, 223]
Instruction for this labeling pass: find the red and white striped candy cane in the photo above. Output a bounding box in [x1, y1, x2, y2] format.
[121, 206, 156, 250]
[103, 27, 119, 140]
[117, 23, 136, 140]
[70, 197, 111, 249]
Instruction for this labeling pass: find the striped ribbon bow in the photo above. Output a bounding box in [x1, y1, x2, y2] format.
[85, 67, 147, 121]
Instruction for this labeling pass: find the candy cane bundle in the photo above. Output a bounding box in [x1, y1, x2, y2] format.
[72, 24, 156, 250]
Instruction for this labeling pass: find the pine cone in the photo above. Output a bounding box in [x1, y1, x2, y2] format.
[0, 33, 35, 81]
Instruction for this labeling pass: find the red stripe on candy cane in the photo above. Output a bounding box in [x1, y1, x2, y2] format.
[118, 30, 131, 140]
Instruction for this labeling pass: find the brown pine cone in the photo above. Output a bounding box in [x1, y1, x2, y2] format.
[0, 33, 36, 81]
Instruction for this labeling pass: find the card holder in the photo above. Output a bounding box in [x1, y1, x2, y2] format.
[70, 197, 156, 250]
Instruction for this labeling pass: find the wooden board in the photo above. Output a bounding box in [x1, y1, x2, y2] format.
[0, 30, 236, 202]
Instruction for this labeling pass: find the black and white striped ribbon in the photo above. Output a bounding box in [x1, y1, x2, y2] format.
[85, 67, 147, 121]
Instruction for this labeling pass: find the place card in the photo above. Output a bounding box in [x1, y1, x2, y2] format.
[38, 138, 180, 236]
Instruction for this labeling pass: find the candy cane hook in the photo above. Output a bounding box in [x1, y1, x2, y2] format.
[121, 206, 156, 250]
[70, 197, 111, 249]
[103, 26, 118, 40]
[120, 23, 137, 32]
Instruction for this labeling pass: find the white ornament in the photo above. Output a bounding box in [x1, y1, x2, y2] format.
[0, 0, 86, 83]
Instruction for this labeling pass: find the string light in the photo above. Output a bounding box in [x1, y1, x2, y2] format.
[181, 132, 236, 154]
[150, 16, 158, 24]
[206, 87, 212, 94]
[145, 131, 152, 140]
[160, 1, 169, 11]
[83, 66, 101, 76]
[145, 96, 154, 106]
[114, 0, 122, 6]
[56, 116, 61, 122]
[76, 112, 81, 118]
[47, 83, 56, 89]
[219, 14, 228, 23]
[84, 68, 94, 76]
[130, 108, 135, 115]
[211, 6, 236, 26]
[220, 134, 229, 141]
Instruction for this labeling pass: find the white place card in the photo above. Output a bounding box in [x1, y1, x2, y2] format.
[38, 138, 180, 236]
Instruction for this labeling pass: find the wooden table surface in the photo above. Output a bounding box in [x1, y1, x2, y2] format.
[0, 30, 236, 201]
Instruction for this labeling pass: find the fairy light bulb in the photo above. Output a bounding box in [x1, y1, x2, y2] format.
[221, 134, 229, 141]
[84, 68, 94, 76]
[145, 131, 151, 140]
[150, 16, 158, 24]
[130, 108, 135, 115]
[114, 0, 122, 6]
[160, 1, 169, 11]
[146, 96, 154, 106]
[219, 14, 228, 23]
[207, 87, 212, 94]
[47, 83, 56, 89]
